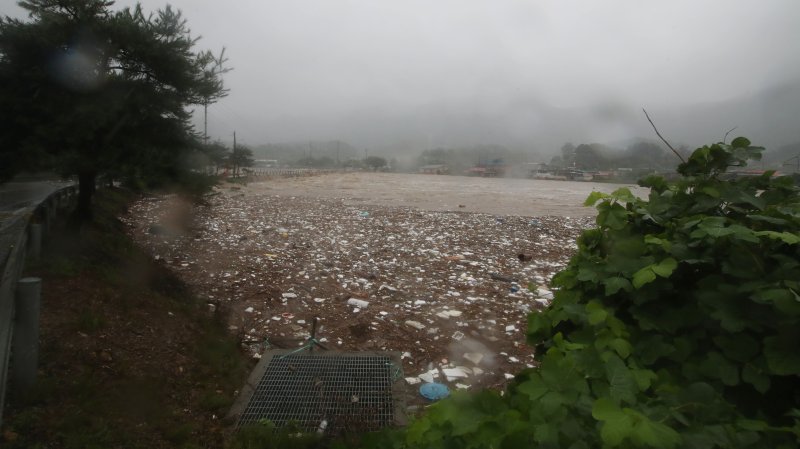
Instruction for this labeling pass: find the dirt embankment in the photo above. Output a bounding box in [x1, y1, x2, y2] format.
[3, 190, 251, 449]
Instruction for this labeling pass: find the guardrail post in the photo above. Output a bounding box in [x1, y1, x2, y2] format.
[11, 277, 42, 392]
[28, 224, 42, 261]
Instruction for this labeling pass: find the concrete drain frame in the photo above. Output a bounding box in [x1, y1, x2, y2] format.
[229, 350, 407, 436]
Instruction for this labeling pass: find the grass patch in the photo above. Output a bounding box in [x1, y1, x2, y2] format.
[230, 420, 323, 449]
[42, 255, 83, 277]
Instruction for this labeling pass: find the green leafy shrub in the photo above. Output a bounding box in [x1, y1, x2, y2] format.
[365, 138, 800, 448]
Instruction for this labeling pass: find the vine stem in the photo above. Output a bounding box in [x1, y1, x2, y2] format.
[643, 108, 686, 164]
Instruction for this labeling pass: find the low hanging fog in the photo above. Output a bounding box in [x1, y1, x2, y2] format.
[8, 0, 799, 162]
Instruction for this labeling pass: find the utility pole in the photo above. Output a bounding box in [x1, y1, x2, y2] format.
[336, 140, 340, 166]
[233, 131, 237, 177]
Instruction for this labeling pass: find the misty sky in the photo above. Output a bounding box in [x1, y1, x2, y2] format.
[5, 0, 800, 153]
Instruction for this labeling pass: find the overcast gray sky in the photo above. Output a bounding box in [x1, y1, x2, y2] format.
[5, 0, 800, 152]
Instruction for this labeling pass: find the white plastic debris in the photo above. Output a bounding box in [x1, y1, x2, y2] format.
[443, 367, 470, 379]
[436, 309, 463, 319]
[244, 307, 254, 313]
[405, 377, 421, 385]
[536, 287, 554, 300]
[347, 298, 370, 308]
[282, 293, 298, 299]
[405, 320, 426, 330]
[418, 369, 440, 383]
[463, 352, 484, 365]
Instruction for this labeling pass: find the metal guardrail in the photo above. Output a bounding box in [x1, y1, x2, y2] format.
[0, 184, 77, 429]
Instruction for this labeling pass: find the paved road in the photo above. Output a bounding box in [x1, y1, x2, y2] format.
[0, 181, 74, 267]
[0, 181, 73, 212]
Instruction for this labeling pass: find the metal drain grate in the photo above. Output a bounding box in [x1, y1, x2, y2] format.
[237, 352, 401, 434]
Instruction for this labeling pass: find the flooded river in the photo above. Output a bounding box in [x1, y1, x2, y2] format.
[244, 172, 648, 217]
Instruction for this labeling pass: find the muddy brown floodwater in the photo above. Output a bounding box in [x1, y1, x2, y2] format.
[247, 172, 645, 217]
[122, 173, 647, 408]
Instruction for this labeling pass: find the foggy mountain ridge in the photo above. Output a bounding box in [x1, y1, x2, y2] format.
[240, 80, 800, 158]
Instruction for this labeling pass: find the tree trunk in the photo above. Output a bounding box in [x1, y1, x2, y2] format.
[77, 171, 97, 220]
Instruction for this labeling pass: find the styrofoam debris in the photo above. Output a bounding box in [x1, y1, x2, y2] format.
[463, 352, 484, 365]
[405, 320, 426, 330]
[347, 298, 370, 308]
[418, 369, 440, 383]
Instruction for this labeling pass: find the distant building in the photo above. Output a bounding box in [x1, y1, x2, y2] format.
[419, 164, 450, 175]
[254, 159, 278, 168]
[465, 158, 506, 177]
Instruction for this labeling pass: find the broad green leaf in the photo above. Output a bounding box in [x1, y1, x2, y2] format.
[605, 355, 637, 404]
[592, 397, 619, 421]
[755, 231, 800, 244]
[598, 203, 630, 230]
[644, 235, 671, 250]
[699, 352, 740, 385]
[609, 338, 632, 359]
[577, 267, 599, 282]
[742, 364, 770, 393]
[731, 136, 751, 148]
[713, 333, 760, 362]
[604, 277, 632, 295]
[629, 413, 682, 448]
[586, 302, 608, 325]
[737, 419, 768, 431]
[701, 186, 720, 198]
[630, 369, 657, 391]
[632, 267, 656, 289]
[764, 334, 800, 375]
[651, 257, 678, 277]
[611, 187, 636, 203]
[747, 214, 788, 225]
[584, 191, 609, 206]
[516, 378, 548, 401]
[592, 398, 633, 446]
[753, 288, 800, 316]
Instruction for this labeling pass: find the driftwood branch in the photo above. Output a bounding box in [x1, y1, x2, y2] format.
[723, 126, 738, 144]
[642, 108, 685, 163]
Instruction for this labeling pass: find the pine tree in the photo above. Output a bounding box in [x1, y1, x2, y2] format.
[0, 0, 228, 217]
